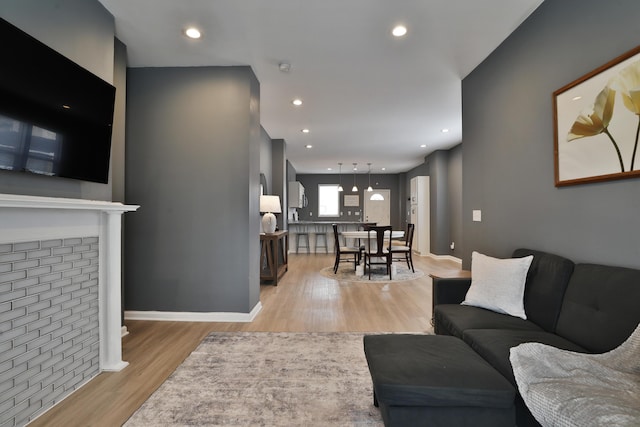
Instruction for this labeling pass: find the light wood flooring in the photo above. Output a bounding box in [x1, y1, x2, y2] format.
[29, 253, 462, 427]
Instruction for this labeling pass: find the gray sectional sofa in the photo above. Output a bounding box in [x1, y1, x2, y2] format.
[433, 248, 640, 426]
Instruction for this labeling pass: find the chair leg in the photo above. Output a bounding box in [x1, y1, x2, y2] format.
[334, 253, 339, 273]
[408, 251, 415, 272]
[405, 253, 411, 271]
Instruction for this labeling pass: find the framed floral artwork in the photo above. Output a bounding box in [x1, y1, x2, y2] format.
[554, 45, 640, 186]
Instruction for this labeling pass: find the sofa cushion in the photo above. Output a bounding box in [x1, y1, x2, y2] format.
[462, 329, 587, 386]
[512, 248, 575, 332]
[555, 263, 640, 353]
[363, 334, 515, 408]
[462, 252, 533, 319]
[434, 304, 543, 338]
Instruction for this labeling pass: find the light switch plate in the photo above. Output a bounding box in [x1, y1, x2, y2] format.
[472, 210, 482, 222]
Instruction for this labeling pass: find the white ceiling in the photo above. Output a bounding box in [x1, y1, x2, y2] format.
[98, 0, 543, 174]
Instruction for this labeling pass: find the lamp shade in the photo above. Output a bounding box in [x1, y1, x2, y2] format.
[260, 195, 282, 214]
[260, 195, 281, 234]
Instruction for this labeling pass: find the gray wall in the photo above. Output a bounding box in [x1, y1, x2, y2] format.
[125, 66, 261, 313]
[259, 127, 272, 194]
[111, 38, 127, 203]
[271, 139, 288, 231]
[447, 144, 463, 257]
[462, 0, 640, 269]
[405, 149, 460, 255]
[0, 0, 118, 201]
[294, 173, 402, 229]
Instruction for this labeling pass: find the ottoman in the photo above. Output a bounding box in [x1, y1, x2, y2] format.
[363, 334, 516, 427]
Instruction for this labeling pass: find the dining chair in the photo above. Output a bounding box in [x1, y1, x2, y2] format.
[363, 225, 393, 280]
[390, 223, 415, 272]
[332, 224, 361, 273]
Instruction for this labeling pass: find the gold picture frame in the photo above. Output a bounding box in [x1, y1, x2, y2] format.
[554, 45, 640, 186]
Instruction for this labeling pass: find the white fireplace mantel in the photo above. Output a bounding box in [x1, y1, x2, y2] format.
[0, 193, 139, 371]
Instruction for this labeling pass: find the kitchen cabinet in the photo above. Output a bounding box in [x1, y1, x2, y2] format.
[288, 181, 307, 208]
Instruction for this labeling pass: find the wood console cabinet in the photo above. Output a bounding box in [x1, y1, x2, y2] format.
[260, 230, 288, 285]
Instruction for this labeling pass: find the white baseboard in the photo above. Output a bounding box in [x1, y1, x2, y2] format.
[425, 253, 462, 264]
[124, 301, 263, 323]
[121, 325, 129, 337]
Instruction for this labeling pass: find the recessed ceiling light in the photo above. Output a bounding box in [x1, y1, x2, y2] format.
[572, 96, 582, 101]
[392, 25, 407, 37]
[184, 27, 201, 39]
[305, 145, 312, 149]
[420, 144, 427, 148]
[441, 128, 449, 133]
[301, 128, 310, 133]
[327, 167, 333, 171]
[292, 99, 303, 106]
[381, 167, 386, 171]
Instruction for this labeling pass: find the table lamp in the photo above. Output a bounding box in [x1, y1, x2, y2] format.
[260, 195, 281, 234]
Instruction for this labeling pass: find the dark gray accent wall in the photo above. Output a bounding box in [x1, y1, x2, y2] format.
[125, 66, 261, 313]
[294, 174, 401, 229]
[271, 139, 287, 231]
[405, 150, 457, 255]
[448, 144, 463, 257]
[111, 39, 127, 203]
[0, 0, 116, 201]
[462, 0, 640, 269]
[259, 127, 272, 194]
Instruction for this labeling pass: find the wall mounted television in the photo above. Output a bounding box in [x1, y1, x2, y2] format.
[0, 17, 116, 184]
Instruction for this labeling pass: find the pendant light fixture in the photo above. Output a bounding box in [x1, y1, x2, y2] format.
[367, 163, 373, 192]
[337, 163, 344, 192]
[352, 163, 358, 192]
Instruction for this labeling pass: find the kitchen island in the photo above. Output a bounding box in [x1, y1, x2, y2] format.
[288, 221, 373, 254]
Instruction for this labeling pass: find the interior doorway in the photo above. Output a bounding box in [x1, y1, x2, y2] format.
[363, 189, 391, 225]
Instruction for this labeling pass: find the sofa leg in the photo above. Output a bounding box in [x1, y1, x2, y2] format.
[373, 390, 379, 407]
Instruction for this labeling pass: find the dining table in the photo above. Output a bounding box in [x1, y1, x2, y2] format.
[341, 229, 404, 251]
[341, 230, 405, 239]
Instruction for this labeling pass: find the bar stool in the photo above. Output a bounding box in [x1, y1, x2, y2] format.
[314, 224, 328, 253]
[296, 224, 310, 254]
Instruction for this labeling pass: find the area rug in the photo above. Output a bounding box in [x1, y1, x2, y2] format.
[124, 332, 383, 426]
[320, 263, 424, 283]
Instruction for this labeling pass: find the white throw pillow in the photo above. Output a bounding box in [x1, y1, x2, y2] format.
[461, 251, 533, 319]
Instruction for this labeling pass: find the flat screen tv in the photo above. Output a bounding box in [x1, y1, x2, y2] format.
[0, 17, 116, 184]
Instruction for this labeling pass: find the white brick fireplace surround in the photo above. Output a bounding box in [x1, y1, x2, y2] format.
[0, 193, 138, 426]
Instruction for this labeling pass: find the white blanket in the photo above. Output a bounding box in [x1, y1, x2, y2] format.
[510, 323, 640, 427]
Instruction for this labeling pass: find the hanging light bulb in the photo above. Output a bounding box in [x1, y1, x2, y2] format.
[337, 163, 343, 192]
[352, 163, 358, 192]
[367, 163, 373, 192]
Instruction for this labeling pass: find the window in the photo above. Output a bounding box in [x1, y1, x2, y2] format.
[318, 184, 340, 217]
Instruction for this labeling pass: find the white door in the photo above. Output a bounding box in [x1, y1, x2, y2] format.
[410, 177, 430, 255]
[363, 189, 391, 225]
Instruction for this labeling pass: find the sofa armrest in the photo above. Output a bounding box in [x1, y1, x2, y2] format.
[433, 277, 471, 306]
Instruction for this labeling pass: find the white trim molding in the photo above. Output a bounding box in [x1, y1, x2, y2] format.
[0, 193, 139, 373]
[125, 302, 263, 323]
[426, 253, 463, 265]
